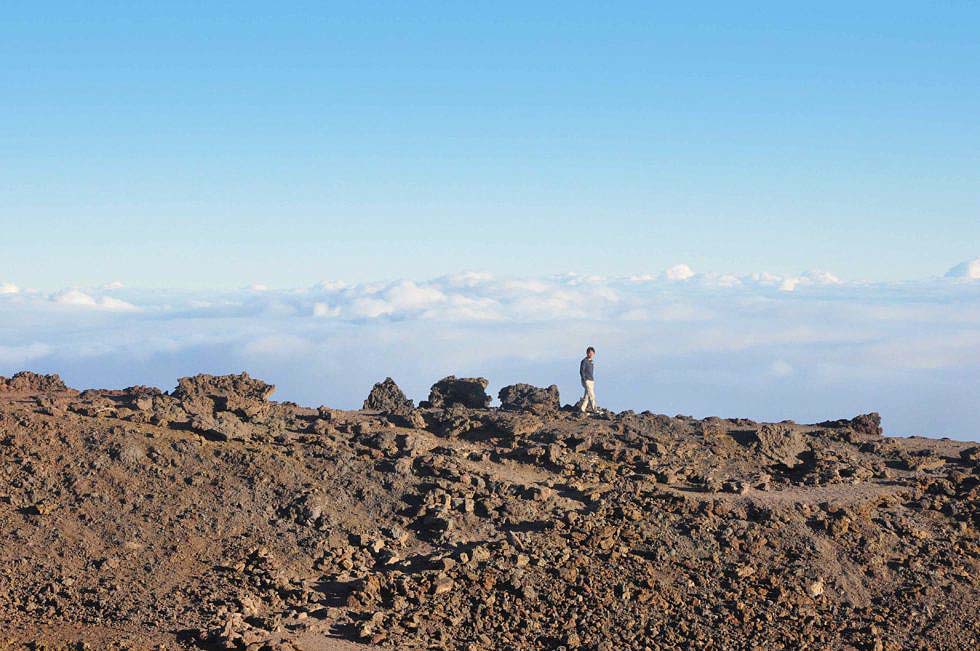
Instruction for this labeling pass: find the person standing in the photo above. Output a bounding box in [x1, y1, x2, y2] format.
[579, 346, 598, 414]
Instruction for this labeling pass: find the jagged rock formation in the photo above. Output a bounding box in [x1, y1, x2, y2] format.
[0, 371, 72, 394]
[422, 375, 491, 409]
[0, 372, 977, 651]
[753, 423, 809, 469]
[498, 383, 561, 415]
[172, 371, 276, 416]
[363, 377, 414, 413]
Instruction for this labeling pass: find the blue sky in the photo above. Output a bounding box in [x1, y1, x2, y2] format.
[2, 2, 978, 289]
[2, 4, 979, 439]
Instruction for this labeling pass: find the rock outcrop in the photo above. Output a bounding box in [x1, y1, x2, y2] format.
[363, 377, 414, 413]
[171, 371, 275, 409]
[498, 383, 560, 414]
[166, 372, 278, 441]
[819, 412, 883, 437]
[0, 371, 72, 394]
[753, 423, 809, 468]
[422, 376, 491, 409]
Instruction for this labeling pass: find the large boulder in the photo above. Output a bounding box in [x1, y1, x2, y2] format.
[172, 372, 275, 403]
[170, 372, 276, 422]
[498, 383, 560, 415]
[423, 376, 491, 409]
[754, 424, 809, 469]
[363, 377, 414, 413]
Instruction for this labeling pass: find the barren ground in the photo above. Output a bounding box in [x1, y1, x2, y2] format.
[0, 372, 977, 651]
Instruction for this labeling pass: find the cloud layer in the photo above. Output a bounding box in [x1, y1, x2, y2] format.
[946, 257, 980, 280]
[1, 263, 978, 440]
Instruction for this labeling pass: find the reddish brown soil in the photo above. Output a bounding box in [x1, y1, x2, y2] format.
[0, 371, 977, 650]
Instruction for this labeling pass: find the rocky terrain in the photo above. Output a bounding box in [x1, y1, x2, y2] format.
[0, 370, 977, 650]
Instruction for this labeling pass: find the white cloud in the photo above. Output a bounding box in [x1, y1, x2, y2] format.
[0, 282, 19, 295]
[500, 278, 551, 294]
[100, 296, 140, 311]
[436, 271, 494, 289]
[384, 280, 446, 311]
[738, 270, 837, 291]
[312, 302, 340, 318]
[665, 264, 695, 281]
[243, 334, 311, 357]
[626, 274, 657, 283]
[349, 297, 396, 319]
[804, 270, 842, 285]
[778, 270, 842, 292]
[0, 343, 52, 365]
[1, 263, 978, 439]
[655, 303, 716, 322]
[102, 281, 125, 290]
[619, 308, 651, 321]
[752, 272, 780, 284]
[420, 295, 502, 321]
[50, 289, 139, 311]
[779, 277, 801, 292]
[769, 359, 794, 377]
[313, 280, 350, 292]
[946, 258, 980, 280]
[51, 289, 99, 307]
[714, 274, 742, 288]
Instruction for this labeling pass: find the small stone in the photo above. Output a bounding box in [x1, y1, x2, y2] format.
[735, 565, 755, 578]
[470, 546, 491, 564]
[432, 575, 454, 595]
[436, 557, 457, 572]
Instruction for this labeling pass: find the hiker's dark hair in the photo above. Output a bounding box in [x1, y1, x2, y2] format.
[586, 346, 595, 354]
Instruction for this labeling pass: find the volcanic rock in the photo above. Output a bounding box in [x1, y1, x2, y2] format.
[0, 371, 977, 651]
[171, 372, 276, 424]
[172, 371, 275, 404]
[754, 423, 808, 468]
[958, 446, 979, 463]
[0, 371, 71, 394]
[818, 412, 883, 437]
[498, 383, 561, 414]
[423, 376, 491, 409]
[363, 377, 414, 413]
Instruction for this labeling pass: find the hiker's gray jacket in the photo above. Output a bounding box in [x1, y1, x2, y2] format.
[580, 358, 594, 382]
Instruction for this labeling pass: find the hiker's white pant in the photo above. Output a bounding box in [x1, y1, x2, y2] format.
[580, 380, 597, 413]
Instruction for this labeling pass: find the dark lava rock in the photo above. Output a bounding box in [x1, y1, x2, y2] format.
[498, 383, 560, 414]
[363, 377, 414, 412]
[423, 376, 491, 409]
